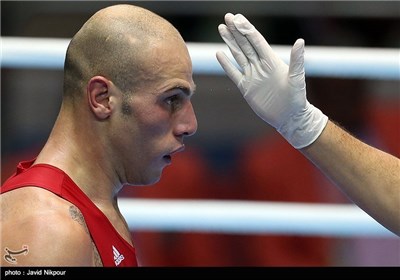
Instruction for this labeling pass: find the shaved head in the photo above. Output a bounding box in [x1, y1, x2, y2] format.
[63, 4, 185, 101]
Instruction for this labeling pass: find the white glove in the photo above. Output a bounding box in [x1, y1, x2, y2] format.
[216, 13, 328, 149]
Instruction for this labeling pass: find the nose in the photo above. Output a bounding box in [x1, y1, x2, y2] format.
[174, 101, 198, 138]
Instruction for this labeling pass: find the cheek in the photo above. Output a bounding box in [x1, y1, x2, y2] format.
[138, 117, 171, 144]
[118, 96, 173, 150]
[133, 104, 171, 137]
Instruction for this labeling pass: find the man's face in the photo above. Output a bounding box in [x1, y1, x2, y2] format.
[109, 39, 197, 186]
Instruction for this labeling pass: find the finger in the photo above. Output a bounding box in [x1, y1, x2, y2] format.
[218, 24, 249, 69]
[224, 13, 260, 64]
[216, 51, 243, 87]
[288, 39, 306, 88]
[232, 14, 277, 67]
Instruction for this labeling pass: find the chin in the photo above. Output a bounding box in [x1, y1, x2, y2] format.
[124, 165, 164, 186]
[146, 176, 162, 186]
[140, 170, 163, 186]
[122, 172, 161, 187]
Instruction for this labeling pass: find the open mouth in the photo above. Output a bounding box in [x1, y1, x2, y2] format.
[163, 155, 171, 161]
[163, 145, 185, 164]
[163, 155, 172, 164]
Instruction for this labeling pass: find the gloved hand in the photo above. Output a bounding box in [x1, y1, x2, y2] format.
[216, 13, 328, 149]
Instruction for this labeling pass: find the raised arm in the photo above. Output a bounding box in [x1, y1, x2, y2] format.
[302, 121, 400, 235]
[216, 13, 400, 236]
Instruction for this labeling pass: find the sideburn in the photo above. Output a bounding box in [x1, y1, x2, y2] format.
[121, 98, 133, 116]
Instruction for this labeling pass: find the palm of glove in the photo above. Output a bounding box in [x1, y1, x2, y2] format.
[239, 57, 308, 132]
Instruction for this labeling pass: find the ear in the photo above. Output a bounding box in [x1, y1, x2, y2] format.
[87, 76, 112, 120]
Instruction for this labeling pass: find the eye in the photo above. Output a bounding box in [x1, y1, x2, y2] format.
[165, 94, 181, 106]
[162, 86, 193, 111]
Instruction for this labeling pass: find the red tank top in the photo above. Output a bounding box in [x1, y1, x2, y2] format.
[1, 159, 138, 267]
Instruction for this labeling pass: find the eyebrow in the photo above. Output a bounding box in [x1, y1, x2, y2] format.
[176, 84, 196, 97]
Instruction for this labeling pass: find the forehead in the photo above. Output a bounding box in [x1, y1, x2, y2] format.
[139, 39, 195, 94]
[149, 37, 192, 68]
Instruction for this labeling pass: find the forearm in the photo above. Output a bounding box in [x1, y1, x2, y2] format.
[301, 120, 400, 236]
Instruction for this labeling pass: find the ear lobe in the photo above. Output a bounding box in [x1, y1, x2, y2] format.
[87, 76, 112, 119]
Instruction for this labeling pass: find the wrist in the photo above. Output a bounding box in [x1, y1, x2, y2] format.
[277, 103, 328, 149]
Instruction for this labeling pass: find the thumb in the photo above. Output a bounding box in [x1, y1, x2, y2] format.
[288, 39, 305, 87]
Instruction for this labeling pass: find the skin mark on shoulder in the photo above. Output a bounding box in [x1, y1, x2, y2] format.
[69, 205, 103, 266]
[3, 245, 29, 265]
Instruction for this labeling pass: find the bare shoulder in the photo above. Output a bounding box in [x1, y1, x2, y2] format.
[1, 187, 99, 266]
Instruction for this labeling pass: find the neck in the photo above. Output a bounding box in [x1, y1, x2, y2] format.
[35, 105, 122, 204]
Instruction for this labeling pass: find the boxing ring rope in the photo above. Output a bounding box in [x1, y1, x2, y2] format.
[119, 199, 397, 238]
[1, 37, 399, 238]
[1, 37, 399, 80]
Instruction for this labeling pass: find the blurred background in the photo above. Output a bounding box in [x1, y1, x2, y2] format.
[1, 0, 399, 266]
